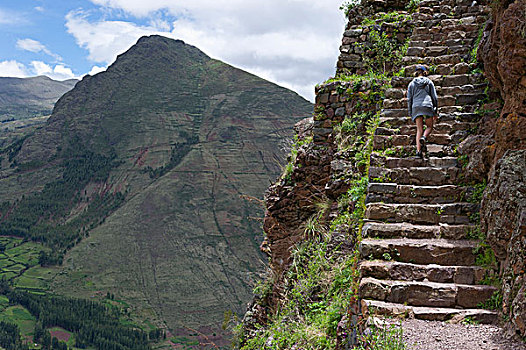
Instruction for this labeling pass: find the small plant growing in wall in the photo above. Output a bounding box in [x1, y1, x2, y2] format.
[340, 0, 361, 16]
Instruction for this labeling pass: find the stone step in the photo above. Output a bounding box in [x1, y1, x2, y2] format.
[370, 155, 458, 168]
[361, 222, 474, 240]
[377, 144, 455, 158]
[412, 45, 470, 57]
[375, 121, 476, 137]
[442, 23, 481, 35]
[379, 112, 480, 128]
[407, 43, 472, 58]
[380, 110, 410, 121]
[381, 112, 467, 125]
[411, 29, 480, 42]
[404, 62, 473, 77]
[382, 94, 463, 109]
[365, 202, 477, 225]
[407, 40, 433, 48]
[359, 238, 479, 266]
[391, 74, 484, 88]
[369, 166, 460, 186]
[360, 260, 486, 284]
[366, 183, 466, 204]
[407, 38, 474, 48]
[439, 83, 487, 96]
[409, 19, 441, 29]
[360, 277, 496, 308]
[415, 6, 488, 20]
[419, 0, 481, 8]
[402, 54, 462, 66]
[439, 104, 477, 113]
[382, 99, 405, 109]
[407, 46, 449, 57]
[385, 83, 486, 99]
[362, 299, 498, 324]
[373, 134, 451, 150]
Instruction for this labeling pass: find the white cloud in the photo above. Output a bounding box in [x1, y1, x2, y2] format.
[30, 61, 52, 75]
[65, 11, 170, 64]
[0, 60, 77, 80]
[35, 6, 45, 13]
[70, 1, 345, 101]
[88, 65, 107, 75]
[30, 61, 77, 80]
[16, 38, 62, 61]
[0, 60, 30, 78]
[17, 39, 47, 53]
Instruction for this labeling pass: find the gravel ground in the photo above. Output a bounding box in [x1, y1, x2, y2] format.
[398, 319, 526, 350]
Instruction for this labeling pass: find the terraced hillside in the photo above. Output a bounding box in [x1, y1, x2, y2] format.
[358, 0, 497, 322]
[0, 35, 312, 341]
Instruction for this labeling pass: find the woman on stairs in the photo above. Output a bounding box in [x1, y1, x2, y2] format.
[407, 65, 439, 159]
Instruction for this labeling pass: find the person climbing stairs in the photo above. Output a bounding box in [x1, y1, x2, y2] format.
[357, 0, 498, 323]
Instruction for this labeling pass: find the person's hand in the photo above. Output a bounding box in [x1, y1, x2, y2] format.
[433, 114, 439, 123]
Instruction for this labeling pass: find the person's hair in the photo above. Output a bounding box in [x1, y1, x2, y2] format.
[414, 69, 428, 77]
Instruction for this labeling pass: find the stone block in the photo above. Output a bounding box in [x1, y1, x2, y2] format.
[344, 28, 363, 37]
[453, 62, 470, 74]
[335, 107, 346, 117]
[316, 93, 329, 104]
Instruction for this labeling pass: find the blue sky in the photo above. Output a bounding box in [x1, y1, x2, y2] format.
[0, 0, 346, 101]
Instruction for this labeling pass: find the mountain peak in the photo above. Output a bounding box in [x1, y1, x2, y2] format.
[103, 35, 210, 77]
[136, 34, 186, 46]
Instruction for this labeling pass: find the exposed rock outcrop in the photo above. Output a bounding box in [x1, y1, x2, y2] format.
[474, 0, 526, 338]
[466, 0, 526, 177]
[482, 150, 526, 337]
[479, 0, 526, 118]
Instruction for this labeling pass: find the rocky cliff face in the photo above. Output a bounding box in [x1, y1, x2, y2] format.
[479, 0, 526, 119]
[482, 151, 526, 337]
[470, 0, 526, 338]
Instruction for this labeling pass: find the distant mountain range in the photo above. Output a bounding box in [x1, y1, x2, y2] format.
[0, 75, 77, 121]
[0, 35, 312, 341]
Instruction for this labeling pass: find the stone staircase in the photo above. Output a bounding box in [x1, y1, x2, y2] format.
[358, 0, 498, 323]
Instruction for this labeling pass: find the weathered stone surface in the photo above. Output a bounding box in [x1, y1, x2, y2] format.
[362, 299, 498, 323]
[479, 0, 526, 118]
[360, 238, 478, 266]
[369, 166, 460, 186]
[360, 277, 496, 308]
[360, 260, 485, 284]
[366, 202, 477, 225]
[426, 46, 449, 56]
[370, 155, 458, 168]
[453, 62, 470, 74]
[362, 222, 473, 240]
[366, 183, 466, 204]
[482, 150, 526, 337]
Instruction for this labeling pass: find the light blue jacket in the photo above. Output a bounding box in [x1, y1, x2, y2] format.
[407, 76, 438, 121]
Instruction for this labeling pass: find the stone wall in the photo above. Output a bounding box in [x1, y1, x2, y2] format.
[262, 78, 385, 276]
[337, 19, 413, 75]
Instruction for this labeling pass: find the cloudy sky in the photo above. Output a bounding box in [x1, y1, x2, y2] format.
[0, 0, 346, 101]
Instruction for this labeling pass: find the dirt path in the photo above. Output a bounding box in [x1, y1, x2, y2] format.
[400, 319, 526, 350]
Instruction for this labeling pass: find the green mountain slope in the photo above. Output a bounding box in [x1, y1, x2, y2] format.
[0, 35, 312, 340]
[0, 75, 77, 121]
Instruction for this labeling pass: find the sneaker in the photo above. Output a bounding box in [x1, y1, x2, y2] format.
[415, 151, 423, 159]
[419, 136, 427, 158]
